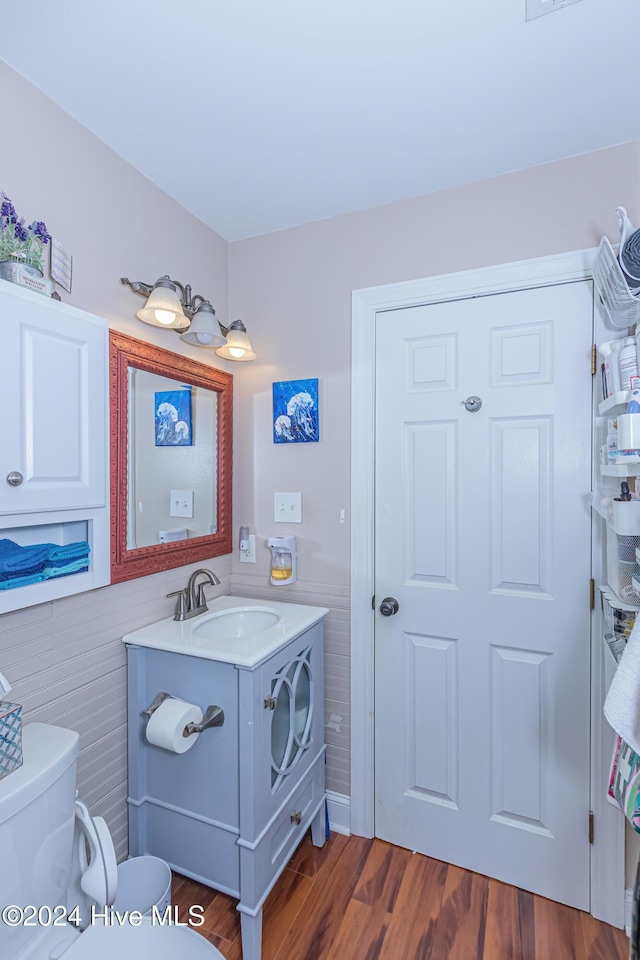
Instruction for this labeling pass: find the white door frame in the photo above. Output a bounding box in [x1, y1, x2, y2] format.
[350, 248, 624, 927]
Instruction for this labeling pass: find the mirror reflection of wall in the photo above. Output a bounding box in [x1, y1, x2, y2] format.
[127, 368, 218, 549]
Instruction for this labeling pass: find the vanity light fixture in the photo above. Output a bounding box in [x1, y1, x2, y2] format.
[120, 275, 256, 361]
[214, 320, 256, 362]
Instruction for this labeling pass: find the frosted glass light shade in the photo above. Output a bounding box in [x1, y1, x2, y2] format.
[180, 304, 226, 347]
[216, 328, 256, 361]
[137, 280, 189, 329]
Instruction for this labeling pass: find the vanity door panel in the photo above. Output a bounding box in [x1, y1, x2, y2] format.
[238, 622, 325, 842]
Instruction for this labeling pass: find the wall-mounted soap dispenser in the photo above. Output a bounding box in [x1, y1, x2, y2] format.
[267, 536, 296, 585]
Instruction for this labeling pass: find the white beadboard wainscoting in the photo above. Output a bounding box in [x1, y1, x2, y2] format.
[0, 558, 230, 860]
[230, 574, 351, 800]
[0, 562, 351, 862]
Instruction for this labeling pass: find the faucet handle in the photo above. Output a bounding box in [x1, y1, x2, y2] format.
[196, 583, 210, 609]
[167, 589, 188, 620]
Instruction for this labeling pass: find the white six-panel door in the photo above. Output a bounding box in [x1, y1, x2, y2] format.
[374, 281, 593, 908]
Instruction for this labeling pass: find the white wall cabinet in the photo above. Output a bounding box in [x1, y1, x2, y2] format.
[0, 281, 107, 514]
[0, 279, 110, 612]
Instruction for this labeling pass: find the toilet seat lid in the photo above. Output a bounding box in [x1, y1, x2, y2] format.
[58, 920, 224, 959]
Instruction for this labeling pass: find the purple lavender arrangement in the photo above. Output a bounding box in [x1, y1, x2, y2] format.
[0, 194, 51, 273]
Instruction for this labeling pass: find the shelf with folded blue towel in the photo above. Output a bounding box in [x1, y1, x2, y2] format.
[0, 537, 91, 591]
[0, 511, 109, 614]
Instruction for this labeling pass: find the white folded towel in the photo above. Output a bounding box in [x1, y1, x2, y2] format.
[604, 617, 640, 752]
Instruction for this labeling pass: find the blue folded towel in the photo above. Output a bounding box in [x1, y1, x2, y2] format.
[0, 540, 90, 581]
[43, 557, 90, 579]
[0, 540, 48, 577]
[0, 573, 45, 590]
[0, 561, 46, 581]
[0, 539, 24, 558]
[44, 541, 91, 562]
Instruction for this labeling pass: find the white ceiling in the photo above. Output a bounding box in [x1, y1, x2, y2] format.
[1, 0, 638, 241]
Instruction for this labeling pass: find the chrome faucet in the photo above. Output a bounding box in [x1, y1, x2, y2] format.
[167, 568, 220, 621]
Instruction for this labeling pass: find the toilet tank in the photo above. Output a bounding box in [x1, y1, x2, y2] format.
[0, 722, 79, 955]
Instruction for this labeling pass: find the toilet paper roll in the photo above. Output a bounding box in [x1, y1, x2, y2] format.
[145, 697, 203, 754]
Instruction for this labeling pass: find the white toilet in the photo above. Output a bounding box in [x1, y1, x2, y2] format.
[0, 722, 224, 959]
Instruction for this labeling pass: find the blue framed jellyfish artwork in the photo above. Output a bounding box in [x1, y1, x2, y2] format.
[155, 388, 193, 446]
[272, 378, 319, 443]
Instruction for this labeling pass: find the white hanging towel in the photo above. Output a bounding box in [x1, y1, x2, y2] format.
[605, 617, 640, 753]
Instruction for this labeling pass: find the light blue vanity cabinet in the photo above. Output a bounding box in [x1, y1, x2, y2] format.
[123, 597, 328, 960]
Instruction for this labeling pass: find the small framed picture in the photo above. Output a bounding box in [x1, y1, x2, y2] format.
[272, 378, 319, 443]
[155, 389, 193, 446]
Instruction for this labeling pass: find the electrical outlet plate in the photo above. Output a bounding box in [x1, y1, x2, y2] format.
[239, 534, 256, 563]
[274, 492, 302, 523]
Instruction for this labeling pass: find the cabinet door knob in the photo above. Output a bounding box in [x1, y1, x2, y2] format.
[6, 471, 23, 487]
[264, 695, 278, 710]
[290, 810, 302, 825]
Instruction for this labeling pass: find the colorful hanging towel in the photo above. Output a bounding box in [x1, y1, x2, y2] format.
[608, 735, 640, 835]
[44, 541, 91, 562]
[633, 854, 640, 960]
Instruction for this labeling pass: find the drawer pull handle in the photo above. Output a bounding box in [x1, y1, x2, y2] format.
[290, 810, 302, 825]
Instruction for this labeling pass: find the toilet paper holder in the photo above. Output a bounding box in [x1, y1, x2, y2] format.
[142, 692, 225, 737]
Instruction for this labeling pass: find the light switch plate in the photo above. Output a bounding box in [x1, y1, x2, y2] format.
[170, 489, 194, 518]
[274, 492, 302, 523]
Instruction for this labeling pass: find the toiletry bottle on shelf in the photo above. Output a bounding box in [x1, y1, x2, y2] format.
[628, 390, 640, 414]
[602, 340, 622, 396]
[615, 481, 632, 502]
[607, 418, 618, 462]
[611, 339, 625, 392]
[619, 337, 639, 391]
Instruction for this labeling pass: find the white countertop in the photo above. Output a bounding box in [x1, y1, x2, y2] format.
[121, 595, 329, 667]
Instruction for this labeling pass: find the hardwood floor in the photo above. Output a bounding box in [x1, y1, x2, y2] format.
[172, 832, 629, 960]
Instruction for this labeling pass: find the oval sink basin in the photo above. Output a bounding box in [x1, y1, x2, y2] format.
[122, 596, 330, 666]
[192, 607, 280, 644]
